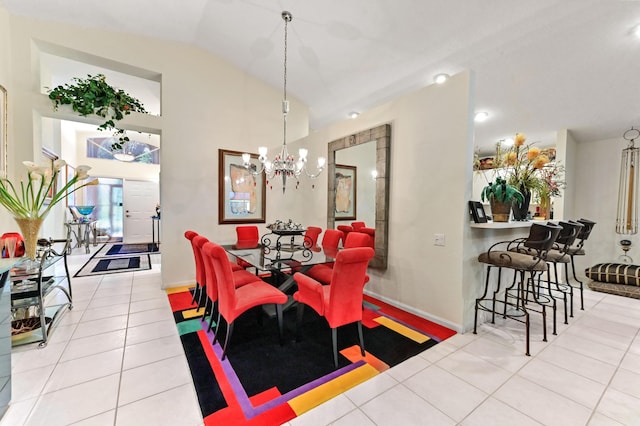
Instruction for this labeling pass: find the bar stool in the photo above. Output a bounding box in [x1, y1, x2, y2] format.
[510, 221, 583, 333]
[542, 220, 584, 319]
[474, 222, 562, 356]
[566, 219, 596, 310]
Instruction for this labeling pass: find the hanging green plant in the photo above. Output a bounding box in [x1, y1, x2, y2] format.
[47, 74, 147, 150]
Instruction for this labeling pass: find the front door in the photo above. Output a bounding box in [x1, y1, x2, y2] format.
[123, 180, 159, 244]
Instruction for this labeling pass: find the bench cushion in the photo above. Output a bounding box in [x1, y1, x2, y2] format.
[585, 263, 640, 286]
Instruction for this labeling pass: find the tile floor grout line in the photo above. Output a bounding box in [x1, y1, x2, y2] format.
[584, 310, 640, 425]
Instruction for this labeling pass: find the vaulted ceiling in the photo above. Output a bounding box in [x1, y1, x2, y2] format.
[2, 0, 639, 153]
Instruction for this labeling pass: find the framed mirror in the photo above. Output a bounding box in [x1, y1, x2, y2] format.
[327, 124, 390, 269]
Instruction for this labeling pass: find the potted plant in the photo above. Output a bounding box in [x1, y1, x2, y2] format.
[47, 74, 147, 150]
[480, 176, 524, 222]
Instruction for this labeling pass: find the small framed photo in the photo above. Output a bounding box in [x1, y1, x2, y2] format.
[334, 164, 357, 220]
[469, 201, 488, 223]
[218, 149, 266, 224]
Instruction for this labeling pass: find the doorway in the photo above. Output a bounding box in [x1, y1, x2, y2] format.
[85, 178, 123, 242]
[122, 180, 159, 243]
[84, 178, 159, 243]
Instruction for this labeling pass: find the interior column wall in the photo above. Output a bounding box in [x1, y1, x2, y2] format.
[292, 71, 474, 330]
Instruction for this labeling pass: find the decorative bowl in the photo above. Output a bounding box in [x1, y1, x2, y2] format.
[75, 206, 95, 215]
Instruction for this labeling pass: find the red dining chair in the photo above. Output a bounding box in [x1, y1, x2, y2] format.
[336, 225, 353, 245]
[184, 231, 203, 306]
[351, 221, 366, 231]
[293, 246, 375, 367]
[305, 230, 372, 286]
[186, 231, 245, 310]
[304, 229, 344, 284]
[198, 238, 259, 332]
[235, 225, 260, 272]
[206, 242, 287, 360]
[304, 226, 322, 251]
[344, 231, 371, 249]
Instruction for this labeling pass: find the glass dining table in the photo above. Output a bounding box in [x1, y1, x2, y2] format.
[221, 240, 337, 316]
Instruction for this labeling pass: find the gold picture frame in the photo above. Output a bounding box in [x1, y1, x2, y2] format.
[218, 149, 266, 224]
[334, 164, 357, 220]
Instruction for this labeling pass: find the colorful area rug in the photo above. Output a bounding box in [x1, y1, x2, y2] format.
[167, 286, 456, 425]
[74, 254, 151, 277]
[94, 242, 160, 257]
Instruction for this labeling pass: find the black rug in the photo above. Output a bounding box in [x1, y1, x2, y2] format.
[74, 254, 152, 277]
[167, 287, 457, 425]
[94, 242, 160, 257]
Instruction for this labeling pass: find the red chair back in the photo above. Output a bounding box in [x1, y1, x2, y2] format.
[304, 226, 322, 250]
[206, 242, 239, 322]
[351, 221, 366, 231]
[235, 225, 259, 249]
[321, 229, 342, 256]
[325, 247, 375, 326]
[199, 239, 222, 304]
[344, 231, 370, 248]
[192, 235, 209, 288]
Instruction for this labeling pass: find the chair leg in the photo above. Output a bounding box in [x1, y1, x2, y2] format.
[564, 262, 574, 317]
[357, 321, 365, 357]
[207, 301, 217, 332]
[191, 283, 200, 305]
[332, 327, 339, 368]
[213, 311, 222, 344]
[201, 298, 210, 319]
[569, 255, 584, 310]
[551, 263, 568, 325]
[198, 285, 208, 310]
[296, 302, 305, 342]
[276, 304, 284, 345]
[221, 321, 234, 360]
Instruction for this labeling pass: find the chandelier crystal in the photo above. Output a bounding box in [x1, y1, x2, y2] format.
[243, 11, 325, 193]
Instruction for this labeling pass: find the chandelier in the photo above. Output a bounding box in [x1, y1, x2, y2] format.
[616, 127, 640, 234]
[242, 11, 325, 193]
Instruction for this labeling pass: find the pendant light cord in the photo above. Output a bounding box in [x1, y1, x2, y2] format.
[282, 11, 291, 149]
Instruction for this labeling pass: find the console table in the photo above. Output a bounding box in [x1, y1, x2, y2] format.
[0, 259, 20, 419]
[64, 220, 97, 253]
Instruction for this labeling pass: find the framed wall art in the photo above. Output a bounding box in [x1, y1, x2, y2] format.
[334, 164, 357, 220]
[218, 149, 266, 224]
[41, 146, 59, 204]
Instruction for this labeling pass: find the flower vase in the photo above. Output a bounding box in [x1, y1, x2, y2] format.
[539, 196, 552, 220]
[512, 187, 531, 221]
[490, 198, 512, 222]
[14, 217, 44, 260]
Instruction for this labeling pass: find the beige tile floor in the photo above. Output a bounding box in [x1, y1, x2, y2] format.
[1, 247, 639, 425]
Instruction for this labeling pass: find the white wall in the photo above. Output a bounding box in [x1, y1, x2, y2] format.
[289, 71, 475, 330]
[0, 6, 13, 234]
[3, 12, 309, 289]
[574, 136, 630, 269]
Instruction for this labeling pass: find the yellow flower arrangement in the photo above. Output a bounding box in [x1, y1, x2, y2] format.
[501, 133, 550, 193]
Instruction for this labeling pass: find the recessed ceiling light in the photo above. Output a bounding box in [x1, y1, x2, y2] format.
[349, 111, 360, 119]
[434, 73, 449, 84]
[474, 111, 489, 122]
[635, 25, 640, 38]
[502, 138, 514, 146]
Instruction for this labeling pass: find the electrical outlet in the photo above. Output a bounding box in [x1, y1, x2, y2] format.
[434, 233, 445, 246]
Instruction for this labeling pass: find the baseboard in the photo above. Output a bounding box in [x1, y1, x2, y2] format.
[363, 289, 463, 333]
